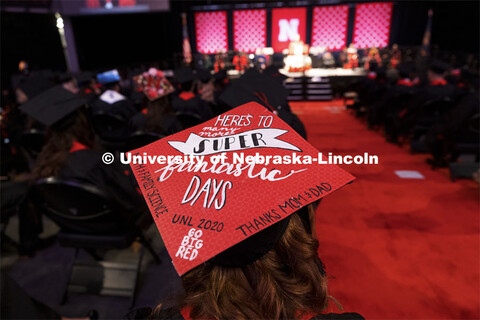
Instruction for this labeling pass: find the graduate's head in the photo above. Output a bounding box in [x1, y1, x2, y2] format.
[174, 67, 195, 92]
[460, 69, 480, 92]
[103, 81, 121, 92]
[20, 86, 94, 179]
[179, 81, 194, 92]
[134, 68, 176, 134]
[33, 108, 94, 180]
[58, 73, 79, 94]
[428, 60, 449, 82]
[398, 63, 413, 79]
[127, 102, 354, 319]
[97, 69, 121, 92]
[166, 209, 329, 320]
[15, 73, 53, 104]
[196, 68, 213, 85]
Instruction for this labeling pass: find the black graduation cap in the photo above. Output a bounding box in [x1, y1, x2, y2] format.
[174, 67, 195, 84]
[15, 72, 54, 99]
[196, 68, 213, 83]
[263, 65, 288, 83]
[429, 59, 450, 75]
[56, 72, 74, 84]
[219, 71, 289, 111]
[212, 205, 317, 268]
[213, 69, 227, 82]
[19, 85, 87, 127]
[241, 67, 260, 80]
[212, 215, 292, 267]
[397, 63, 413, 78]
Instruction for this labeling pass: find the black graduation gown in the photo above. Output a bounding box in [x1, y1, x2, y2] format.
[443, 92, 480, 138]
[58, 149, 149, 233]
[1, 272, 61, 320]
[369, 83, 416, 127]
[404, 83, 456, 115]
[171, 93, 213, 122]
[392, 83, 456, 135]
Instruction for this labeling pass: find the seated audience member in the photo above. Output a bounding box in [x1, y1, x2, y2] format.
[171, 67, 213, 122]
[20, 86, 149, 233]
[14, 71, 53, 105]
[209, 69, 231, 116]
[196, 68, 216, 105]
[322, 51, 336, 69]
[150, 210, 365, 320]
[390, 44, 402, 68]
[55, 72, 79, 94]
[368, 63, 417, 128]
[76, 71, 101, 101]
[389, 60, 456, 142]
[91, 69, 138, 121]
[130, 68, 181, 135]
[124, 102, 361, 320]
[425, 77, 480, 167]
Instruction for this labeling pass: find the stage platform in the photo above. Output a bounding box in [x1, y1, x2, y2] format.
[227, 68, 365, 101]
[227, 67, 366, 78]
[280, 67, 366, 78]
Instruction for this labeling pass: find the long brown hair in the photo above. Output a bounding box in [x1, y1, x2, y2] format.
[143, 96, 174, 135]
[152, 211, 330, 320]
[33, 109, 95, 180]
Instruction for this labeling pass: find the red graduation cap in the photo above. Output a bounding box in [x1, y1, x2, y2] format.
[128, 102, 355, 276]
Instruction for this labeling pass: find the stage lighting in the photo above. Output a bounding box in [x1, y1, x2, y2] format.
[55, 13, 64, 30]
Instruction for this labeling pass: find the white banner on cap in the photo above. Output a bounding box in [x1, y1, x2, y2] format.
[168, 129, 301, 156]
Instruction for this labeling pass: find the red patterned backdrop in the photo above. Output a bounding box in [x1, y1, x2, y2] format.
[353, 2, 393, 49]
[194, 11, 228, 54]
[233, 9, 267, 53]
[311, 5, 349, 51]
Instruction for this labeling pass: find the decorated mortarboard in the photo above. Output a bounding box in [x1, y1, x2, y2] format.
[96, 69, 121, 85]
[19, 85, 87, 127]
[128, 101, 355, 276]
[174, 67, 195, 84]
[133, 68, 175, 101]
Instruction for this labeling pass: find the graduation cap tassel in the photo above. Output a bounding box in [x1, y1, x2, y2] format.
[253, 91, 275, 112]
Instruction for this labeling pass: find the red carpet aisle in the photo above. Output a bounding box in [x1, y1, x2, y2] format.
[290, 101, 480, 320]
